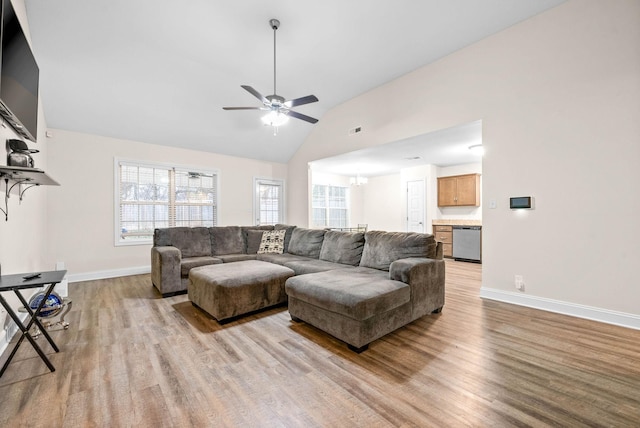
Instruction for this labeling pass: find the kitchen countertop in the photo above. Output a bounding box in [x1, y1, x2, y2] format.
[432, 219, 482, 226]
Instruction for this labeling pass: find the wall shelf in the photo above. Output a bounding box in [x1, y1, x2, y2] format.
[0, 166, 59, 221]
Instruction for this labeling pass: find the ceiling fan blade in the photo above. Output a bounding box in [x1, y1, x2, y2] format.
[241, 85, 270, 104]
[285, 95, 319, 108]
[287, 110, 319, 124]
[222, 107, 263, 110]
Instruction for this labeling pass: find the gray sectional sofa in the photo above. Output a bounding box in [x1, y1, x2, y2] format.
[151, 224, 445, 352]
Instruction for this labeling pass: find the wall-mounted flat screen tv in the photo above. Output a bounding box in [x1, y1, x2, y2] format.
[0, 0, 39, 142]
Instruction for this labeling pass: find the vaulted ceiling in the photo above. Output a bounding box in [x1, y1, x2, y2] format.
[24, 0, 565, 164]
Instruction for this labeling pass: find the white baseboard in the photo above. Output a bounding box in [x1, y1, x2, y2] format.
[67, 265, 151, 283]
[480, 287, 640, 331]
[0, 268, 150, 356]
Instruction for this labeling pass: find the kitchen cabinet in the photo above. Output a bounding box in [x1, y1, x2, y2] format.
[433, 225, 453, 258]
[437, 174, 480, 207]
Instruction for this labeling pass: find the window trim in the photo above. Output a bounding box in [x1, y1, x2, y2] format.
[114, 157, 220, 246]
[311, 183, 350, 229]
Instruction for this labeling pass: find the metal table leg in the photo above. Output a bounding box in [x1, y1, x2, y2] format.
[0, 283, 58, 377]
[14, 284, 60, 352]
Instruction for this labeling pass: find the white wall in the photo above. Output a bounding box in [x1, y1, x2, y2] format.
[361, 174, 403, 231]
[349, 182, 365, 227]
[45, 129, 287, 281]
[288, 0, 640, 322]
[0, 0, 51, 349]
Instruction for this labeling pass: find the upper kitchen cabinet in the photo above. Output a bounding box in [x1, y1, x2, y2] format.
[437, 173, 480, 207]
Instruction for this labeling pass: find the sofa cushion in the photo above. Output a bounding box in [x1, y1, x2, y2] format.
[256, 253, 314, 266]
[246, 230, 265, 254]
[216, 254, 257, 263]
[283, 259, 355, 276]
[285, 269, 410, 321]
[274, 224, 296, 252]
[210, 226, 245, 255]
[153, 228, 172, 247]
[258, 230, 286, 254]
[287, 228, 326, 258]
[319, 231, 365, 266]
[180, 256, 222, 277]
[242, 226, 274, 253]
[359, 231, 437, 271]
[154, 227, 212, 258]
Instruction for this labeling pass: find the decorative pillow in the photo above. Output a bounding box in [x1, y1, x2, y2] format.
[242, 225, 274, 253]
[257, 230, 286, 254]
[274, 224, 296, 252]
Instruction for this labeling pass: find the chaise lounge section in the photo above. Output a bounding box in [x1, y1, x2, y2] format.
[285, 231, 444, 352]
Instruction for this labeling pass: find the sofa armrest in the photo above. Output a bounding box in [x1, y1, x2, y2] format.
[389, 257, 445, 320]
[151, 246, 182, 295]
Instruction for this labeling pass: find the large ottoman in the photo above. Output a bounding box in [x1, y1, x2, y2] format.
[285, 267, 412, 352]
[188, 260, 295, 322]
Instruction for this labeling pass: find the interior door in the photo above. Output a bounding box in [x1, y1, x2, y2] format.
[407, 180, 425, 233]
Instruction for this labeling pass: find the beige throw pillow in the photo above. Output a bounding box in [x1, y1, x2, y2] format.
[257, 230, 286, 254]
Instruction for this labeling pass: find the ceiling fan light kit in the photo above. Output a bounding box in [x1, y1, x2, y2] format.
[261, 110, 289, 128]
[223, 18, 319, 134]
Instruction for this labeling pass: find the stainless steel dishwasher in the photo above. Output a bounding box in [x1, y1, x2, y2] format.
[453, 226, 482, 263]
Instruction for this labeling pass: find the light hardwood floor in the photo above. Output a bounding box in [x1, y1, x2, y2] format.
[1, 260, 639, 427]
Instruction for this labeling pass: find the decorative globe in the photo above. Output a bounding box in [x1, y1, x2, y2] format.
[29, 291, 64, 318]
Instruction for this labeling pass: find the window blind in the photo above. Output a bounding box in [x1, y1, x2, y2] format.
[257, 182, 281, 225]
[116, 160, 217, 244]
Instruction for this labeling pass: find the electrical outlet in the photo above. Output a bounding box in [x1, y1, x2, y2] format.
[515, 275, 524, 291]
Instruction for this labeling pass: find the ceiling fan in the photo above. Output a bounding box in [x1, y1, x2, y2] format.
[223, 19, 319, 130]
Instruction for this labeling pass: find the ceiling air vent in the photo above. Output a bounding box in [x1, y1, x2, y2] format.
[348, 126, 362, 136]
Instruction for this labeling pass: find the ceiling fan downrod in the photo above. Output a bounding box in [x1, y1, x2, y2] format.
[270, 19, 280, 96]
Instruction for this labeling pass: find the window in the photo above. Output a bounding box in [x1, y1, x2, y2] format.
[255, 178, 284, 225]
[312, 184, 348, 228]
[115, 159, 218, 245]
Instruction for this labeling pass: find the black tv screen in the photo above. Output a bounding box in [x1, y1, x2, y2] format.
[0, 0, 39, 141]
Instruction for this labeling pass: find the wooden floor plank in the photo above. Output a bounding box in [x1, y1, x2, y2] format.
[1, 260, 639, 427]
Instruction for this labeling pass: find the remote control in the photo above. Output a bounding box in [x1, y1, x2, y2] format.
[22, 273, 41, 280]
